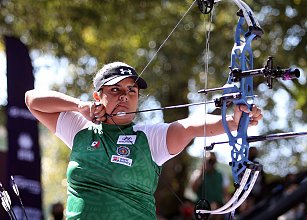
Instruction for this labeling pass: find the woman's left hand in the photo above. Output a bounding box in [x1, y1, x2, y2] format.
[233, 104, 263, 128]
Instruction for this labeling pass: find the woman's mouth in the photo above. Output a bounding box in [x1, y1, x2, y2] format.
[114, 104, 129, 113]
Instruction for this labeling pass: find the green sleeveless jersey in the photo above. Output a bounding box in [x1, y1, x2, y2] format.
[66, 123, 161, 220]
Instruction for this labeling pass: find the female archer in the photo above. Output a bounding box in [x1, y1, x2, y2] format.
[25, 61, 262, 219]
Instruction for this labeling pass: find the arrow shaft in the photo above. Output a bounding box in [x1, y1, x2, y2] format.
[109, 100, 215, 117]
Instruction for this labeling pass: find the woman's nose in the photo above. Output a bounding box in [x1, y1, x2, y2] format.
[119, 93, 128, 101]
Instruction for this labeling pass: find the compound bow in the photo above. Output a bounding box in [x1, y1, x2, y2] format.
[194, 0, 302, 219]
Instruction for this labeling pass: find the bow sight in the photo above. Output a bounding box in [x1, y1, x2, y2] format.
[197, 55, 301, 110]
[230, 56, 300, 89]
[198, 56, 301, 95]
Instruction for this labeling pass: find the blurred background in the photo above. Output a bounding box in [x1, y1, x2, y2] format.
[0, 0, 306, 219]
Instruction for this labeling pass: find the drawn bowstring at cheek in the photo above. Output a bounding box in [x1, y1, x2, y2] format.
[106, 91, 129, 119]
[104, 86, 139, 120]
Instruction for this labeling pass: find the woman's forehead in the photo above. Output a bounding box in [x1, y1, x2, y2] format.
[115, 78, 138, 87]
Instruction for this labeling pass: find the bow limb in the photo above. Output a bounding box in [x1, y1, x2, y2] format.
[198, 0, 263, 35]
[203, 170, 260, 214]
[196, 168, 261, 215]
[232, 0, 263, 35]
[196, 168, 251, 217]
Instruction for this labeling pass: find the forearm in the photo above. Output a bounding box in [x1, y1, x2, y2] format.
[167, 114, 237, 154]
[167, 105, 262, 154]
[25, 90, 81, 113]
[177, 114, 237, 138]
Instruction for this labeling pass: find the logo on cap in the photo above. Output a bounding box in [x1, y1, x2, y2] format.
[119, 68, 132, 75]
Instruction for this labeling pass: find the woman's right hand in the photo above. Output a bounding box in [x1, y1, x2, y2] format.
[78, 101, 107, 124]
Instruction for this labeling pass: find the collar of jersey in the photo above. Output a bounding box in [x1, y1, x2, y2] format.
[100, 122, 135, 131]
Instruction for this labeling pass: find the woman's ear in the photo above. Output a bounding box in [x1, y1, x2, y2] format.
[93, 91, 101, 101]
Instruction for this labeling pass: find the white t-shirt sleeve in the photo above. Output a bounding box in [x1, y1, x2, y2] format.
[133, 123, 178, 166]
[55, 111, 92, 149]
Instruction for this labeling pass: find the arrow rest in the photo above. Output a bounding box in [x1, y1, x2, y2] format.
[194, 199, 211, 220]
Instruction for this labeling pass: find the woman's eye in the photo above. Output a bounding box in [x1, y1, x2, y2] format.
[128, 87, 137, 93]
[111, 88, 120, 92]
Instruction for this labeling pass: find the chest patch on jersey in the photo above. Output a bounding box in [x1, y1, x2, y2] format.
[116, 146, 130, 157]
[116, 135, 136, 145]
[87, 141, 100, 151]
[111, 155, 133, 167]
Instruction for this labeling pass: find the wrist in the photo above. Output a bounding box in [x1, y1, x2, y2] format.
[226, 115, 238, 131]
[76, 99, 85, 112]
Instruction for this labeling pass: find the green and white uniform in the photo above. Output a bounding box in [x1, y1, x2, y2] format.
[56, 111, 176, 219]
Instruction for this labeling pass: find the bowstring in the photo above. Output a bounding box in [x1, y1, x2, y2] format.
[201, 7, 214, 202]
[133, 0, 197, 86]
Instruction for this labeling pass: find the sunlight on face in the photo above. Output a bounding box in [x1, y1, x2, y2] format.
[98, 78, 139, 125]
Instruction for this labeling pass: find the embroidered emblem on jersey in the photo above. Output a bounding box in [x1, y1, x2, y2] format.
[111, 155, 132, 167]
[116, 146, 130, 157]
[117, 135, 136, 145]
[87, 141, 100, 151]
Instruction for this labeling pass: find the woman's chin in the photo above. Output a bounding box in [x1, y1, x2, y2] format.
[106, 114, 135, 125]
